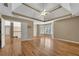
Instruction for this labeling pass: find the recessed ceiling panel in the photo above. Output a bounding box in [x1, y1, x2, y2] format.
[12, 3, 74, 22]
[44, 7, 71, 21]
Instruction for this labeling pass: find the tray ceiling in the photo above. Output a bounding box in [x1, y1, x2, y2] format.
[0, 3, 79, 22]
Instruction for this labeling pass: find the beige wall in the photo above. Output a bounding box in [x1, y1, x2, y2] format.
[37, 24, 40, 36]
[54, 16, 79, 42]
[20, 20, 33, 40]
[27, 20, 33, 38]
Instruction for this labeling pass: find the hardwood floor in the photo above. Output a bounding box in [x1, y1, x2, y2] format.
[0, 36, 79, 56]
[0, 37, 21, 56]
[22, 36, 54, 56]
[53, 38, 79, 56]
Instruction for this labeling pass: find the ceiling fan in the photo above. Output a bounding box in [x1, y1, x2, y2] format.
[40, 9, 48, 16]
[40, 5, 62, 16]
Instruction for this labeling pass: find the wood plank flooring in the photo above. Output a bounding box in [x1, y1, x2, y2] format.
[53, 38, 79, 56]
[0, 36, 79, 56]
[22, 37, 54, 56]
[0, 37, 21, 56]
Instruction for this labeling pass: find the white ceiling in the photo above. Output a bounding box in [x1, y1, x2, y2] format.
[13, 4, 43, 20]
[0, 3, 79, 22]
[0, 3, 12, 16]
[44, 7, 71, 20]
[13, 3, 71, 21]
[26, 3, 60, 12]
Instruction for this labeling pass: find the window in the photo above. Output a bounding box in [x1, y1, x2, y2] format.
[39, 23, 51, 35]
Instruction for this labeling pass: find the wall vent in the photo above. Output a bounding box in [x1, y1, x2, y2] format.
[3, 3, 8, 7]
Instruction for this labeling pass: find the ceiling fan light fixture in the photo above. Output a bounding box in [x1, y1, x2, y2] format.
[41, 9, 47, 16]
